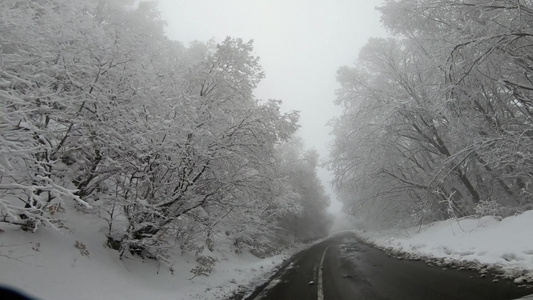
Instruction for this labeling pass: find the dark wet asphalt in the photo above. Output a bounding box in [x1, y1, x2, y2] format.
[248, 232, 532, 300]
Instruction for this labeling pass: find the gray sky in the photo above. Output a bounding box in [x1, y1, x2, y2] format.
[155, 0, 387, 214]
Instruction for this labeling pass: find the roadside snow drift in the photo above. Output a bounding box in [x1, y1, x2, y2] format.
[363, 211, 533, 283]
[0, 204, 291, 300]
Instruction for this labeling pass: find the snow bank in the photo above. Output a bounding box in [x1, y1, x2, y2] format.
[360, 211, 533, 283]
[0, 205, 293, 300]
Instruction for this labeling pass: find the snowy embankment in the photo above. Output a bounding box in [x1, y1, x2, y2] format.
[0, 205, 299, 300]
[358, 211, 533, 284]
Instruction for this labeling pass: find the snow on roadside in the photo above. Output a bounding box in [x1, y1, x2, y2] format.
[357, 210, 533, 284]
[0, 205, 295, 300]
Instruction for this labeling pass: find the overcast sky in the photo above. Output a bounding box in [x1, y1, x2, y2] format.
[155, 0, 387, 213]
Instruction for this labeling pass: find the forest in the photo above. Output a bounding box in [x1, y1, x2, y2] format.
[0, 0, 332, 262]
[330, 0, 533, 228]
[5, 0, 532, 267]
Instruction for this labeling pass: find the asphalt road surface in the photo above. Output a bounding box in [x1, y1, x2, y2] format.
[248, 232, 533, 300]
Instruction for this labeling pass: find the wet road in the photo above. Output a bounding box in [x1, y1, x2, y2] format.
[248, 232, 532, 300]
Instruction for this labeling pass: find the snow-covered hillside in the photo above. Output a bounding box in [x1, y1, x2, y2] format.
[0, 204, 294, 300]
[359, 211, 533, 284]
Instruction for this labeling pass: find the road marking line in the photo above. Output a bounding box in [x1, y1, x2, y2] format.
[318, 245, 331, 300]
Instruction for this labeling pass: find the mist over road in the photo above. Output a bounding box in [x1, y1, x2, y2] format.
[248, 232, 532, 300]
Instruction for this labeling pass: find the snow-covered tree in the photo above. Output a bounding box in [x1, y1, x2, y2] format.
[330, 0, 533, 228]
[0, 0, 96, 230]
[276, 138, 332, 242]
[1, 0, 304, 261]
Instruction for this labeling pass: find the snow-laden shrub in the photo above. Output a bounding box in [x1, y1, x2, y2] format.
[474, 200, 515, 218]
[189, 255, 218, 279]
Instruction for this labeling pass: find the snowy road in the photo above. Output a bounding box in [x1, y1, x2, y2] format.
[248, 232, 532, 300]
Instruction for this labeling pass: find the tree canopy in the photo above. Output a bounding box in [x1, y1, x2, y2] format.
[329, 0, 533, 228]
[0, 0, 332, 261]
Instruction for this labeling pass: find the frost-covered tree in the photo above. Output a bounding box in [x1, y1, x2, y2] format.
[330, 0, 533, 228]
[105, 36, 300, 257]
[330, 38, 452, 227]
[1, 0, 304, 261]
[276, 138, 332, 242]
[0, 0, 95, 230]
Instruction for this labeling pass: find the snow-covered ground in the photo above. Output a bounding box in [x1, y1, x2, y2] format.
[5, 205, 533, 300]
[0, 204, 301, 300]
[358, 210, 533, 284]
